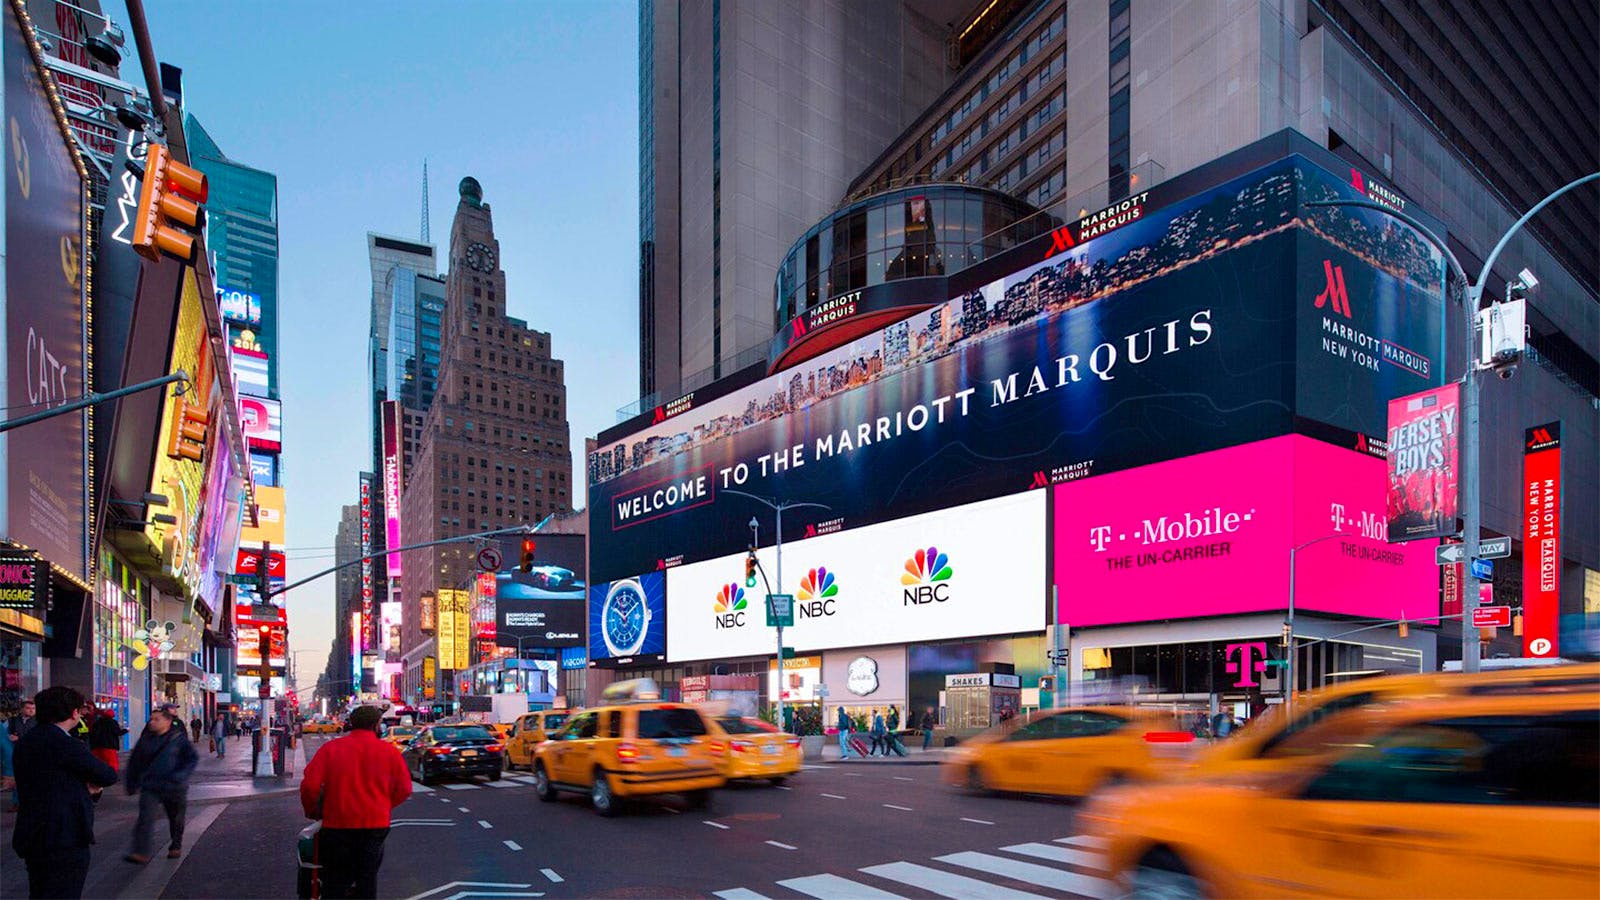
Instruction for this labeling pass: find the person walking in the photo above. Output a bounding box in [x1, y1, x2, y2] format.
[124, 704, 199, 864]
[887, 706, 900, 733]
[921, 707, 937, 751]
[11, 686, 120, 899]
[189, 716, 202, 744]
[835, 706, 852, 760]
[300, 705, 412, 899]
[88, 709, 126, 773]
[870, 709, 887, 757]
[1, 709, 16, 811]
[211, 715, 228, 759]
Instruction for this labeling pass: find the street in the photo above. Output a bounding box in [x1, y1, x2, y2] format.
[4, 736, 1107, 900]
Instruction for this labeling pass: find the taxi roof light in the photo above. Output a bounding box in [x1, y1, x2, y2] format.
[600, 677, 663, 704]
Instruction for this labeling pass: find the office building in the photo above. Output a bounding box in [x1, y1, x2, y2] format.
[386, 269, 448, 470]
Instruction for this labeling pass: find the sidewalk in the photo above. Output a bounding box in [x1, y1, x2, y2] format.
[817, 739, 953, 765]
[185, 733, 306, 804]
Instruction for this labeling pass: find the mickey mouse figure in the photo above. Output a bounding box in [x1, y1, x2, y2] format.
[132, 620, 177, 670]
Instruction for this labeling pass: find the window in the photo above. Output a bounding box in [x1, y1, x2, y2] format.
[605, 711, 621, 738]
[635, 708, 707, 739]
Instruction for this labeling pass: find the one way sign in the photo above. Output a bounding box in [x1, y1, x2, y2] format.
[1436, 543, 1466, 565]
[1437, 537, 1512, 566]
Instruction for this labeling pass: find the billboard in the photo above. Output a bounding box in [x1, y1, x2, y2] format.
[358, 474, 375, 652]
[437, 588, 471, 670]
[1385, 384, 1460, 541]
[216, 286, 262, 324]
[380, 400, 403, 577]
[240, 397, 282, 451]
[1522, 422, 1562, 659]
[587, 571, 666, 666]
[240, 486, 286, 547]
[249, 452, 277, 487]
[588, 152, 1444, 584]
[1053, 435, 1437, 628]
[3, 6, 89, 583]
[494, 565, 586, 651]
[232, 347, 270, 397]
[665, 491, 1045, 663]
[236, 622, 286, 668]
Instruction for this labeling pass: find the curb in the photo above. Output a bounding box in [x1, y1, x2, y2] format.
[829, 758, 943, 766]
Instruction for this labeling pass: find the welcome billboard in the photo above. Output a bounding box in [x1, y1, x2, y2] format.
[590, 145, 1444, 585]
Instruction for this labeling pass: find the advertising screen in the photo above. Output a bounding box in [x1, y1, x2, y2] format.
[216, 286, 262, 324]
[381, 400, 403, 577]
[1053, 435, 1437, 628]
[249, 452, 277, 487]
[588, 572, 666, 666]
[240, 397, 282, 451]
[232, 347, 270, 398]
[236, 623, 286, 668]
[666, 491, 1045, 663]
[495, 567, 586, 649]
[3, 8, 89, 584]
[240, 486, 286, 547]
[1385, 384, 1460, 541]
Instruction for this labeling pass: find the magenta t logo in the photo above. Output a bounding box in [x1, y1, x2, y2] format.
[1224, 641, 1269, 688]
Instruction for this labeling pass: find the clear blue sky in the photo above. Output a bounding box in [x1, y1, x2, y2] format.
[126, 2, 640, 676]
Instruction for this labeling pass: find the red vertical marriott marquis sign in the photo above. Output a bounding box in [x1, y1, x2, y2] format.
[1521, 423, 1562, 658]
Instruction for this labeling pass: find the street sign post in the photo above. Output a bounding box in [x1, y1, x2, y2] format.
[1470, 558, 1493, 580]
[1435, 543, 1466, 565]
[1478, 536, 1511, 559]
[766, 594, 794, 627]
[1472, 605, 1512, 628]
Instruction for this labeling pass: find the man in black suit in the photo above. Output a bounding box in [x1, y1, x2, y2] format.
[11, 686, 119, 899]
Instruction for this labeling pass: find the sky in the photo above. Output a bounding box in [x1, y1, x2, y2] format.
[119, 2, 641, 681]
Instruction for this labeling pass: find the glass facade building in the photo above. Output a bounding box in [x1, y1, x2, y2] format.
[386, 270, 447, 467]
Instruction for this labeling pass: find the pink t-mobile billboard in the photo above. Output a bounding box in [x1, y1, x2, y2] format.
[1054, 435, 1437, 627]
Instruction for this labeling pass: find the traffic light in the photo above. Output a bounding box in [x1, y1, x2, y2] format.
[519, 538, 536, 572]
[744, 550, 758, 588]
[130, 143, 208, 263]
[165, 399, 208, 461]
[257, 624, 272, 665]
[1397, 619, 1409, 639]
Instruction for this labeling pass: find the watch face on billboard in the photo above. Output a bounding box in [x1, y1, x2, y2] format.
[588, 572, 666, 665]
[665, 491, 1045, 664]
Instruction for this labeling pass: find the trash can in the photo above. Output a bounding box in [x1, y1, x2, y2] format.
[271, 727, 287, 776]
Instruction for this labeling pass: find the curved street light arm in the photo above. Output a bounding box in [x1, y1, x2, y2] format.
[1472, 171, 1600, 299]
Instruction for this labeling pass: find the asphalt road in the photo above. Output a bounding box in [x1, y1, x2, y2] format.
[153, 735, 1111, 899]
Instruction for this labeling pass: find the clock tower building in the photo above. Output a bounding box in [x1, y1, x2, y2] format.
[398, 177, 574, 688]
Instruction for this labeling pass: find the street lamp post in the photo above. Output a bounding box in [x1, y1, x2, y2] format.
[1306, 170, 1597, 673]
[1285, 533, 1379, 715]
[723, 490, 830, 733]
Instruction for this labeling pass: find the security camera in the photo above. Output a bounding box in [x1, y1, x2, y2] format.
[1497, 365, 1516, 381]
[1517, 268, 1538, 291]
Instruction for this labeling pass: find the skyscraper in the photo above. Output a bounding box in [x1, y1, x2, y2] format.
[386, 269, 448, 469]
[637, 0, 970, 404]
[398, 177, 573, 688]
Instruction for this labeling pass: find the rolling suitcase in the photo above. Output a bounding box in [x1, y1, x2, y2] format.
[848, 735, 870, 757]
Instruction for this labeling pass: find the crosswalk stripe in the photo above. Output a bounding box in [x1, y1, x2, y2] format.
[443, 783, 480, 791]
[410, 783, 434, 793]
[1055, 835, 1108, 850]
[1001, 842, 1106, 872]
[778, 873, 905, 899]
[713, 890, 771, 900]
[936, 851, 1112, 899]
[860, 861, 1047, 899]
[486, 779, 520, 788]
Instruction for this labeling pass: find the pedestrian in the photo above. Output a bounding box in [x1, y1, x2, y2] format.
[835, 706, 852, 759]
[189, 715, 202, 744]
[124, 703, 199, 864]
[921, 707, 936, 751]
[88, 708, 126, 772]
[9, 698, 37, 743]
[870, 709, 887, 756]
[211, 715, 228, 759]
[300, 705, 413, 899]
[11, 686, 120, 899]
[887, 706, 900, 733]
[71, 702, 92, 744]
[1, 710, 15, 809]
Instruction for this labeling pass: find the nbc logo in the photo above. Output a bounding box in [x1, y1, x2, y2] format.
[796, 567, 840, 620]
[714, 584, 747, 629]
[901, 546, 953, 606]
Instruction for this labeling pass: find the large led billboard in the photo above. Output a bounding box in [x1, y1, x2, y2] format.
[240, 397, 282, 451]
[588, 149, 1444, 584]
[665, 491, 1044, 663]
[239, 486, 286, 547]
[380, 400, 403, 577]
[588, 572, 666, 666]
[1053, 435, 1437, 628]
[495, 566, 586, 650]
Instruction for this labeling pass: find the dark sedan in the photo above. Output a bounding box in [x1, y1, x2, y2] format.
[401, 725, 505, 785]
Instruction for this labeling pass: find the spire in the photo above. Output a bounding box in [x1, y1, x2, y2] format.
[421, 159, 431, 244]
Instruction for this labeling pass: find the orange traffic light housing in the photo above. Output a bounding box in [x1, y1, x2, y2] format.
[166, 399, 209, 461]
[744, 551, 758, 588]
[520, 538, 536, 572]
[131, 143, 208, 263]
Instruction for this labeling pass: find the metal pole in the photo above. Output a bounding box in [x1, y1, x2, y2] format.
[1285, 547, 1295, 714]
[774, 509, 785, 734]
[1460, 293, 1482, 673]
[122, 0, 167, 116]
[0, 371, 186, 433]
[1049, 585, 1064, 709]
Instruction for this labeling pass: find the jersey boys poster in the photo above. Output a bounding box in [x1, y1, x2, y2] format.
[1385, 384, 1461, 541]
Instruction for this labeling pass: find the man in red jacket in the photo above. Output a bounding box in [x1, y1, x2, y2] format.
[300, 705, 412, 899]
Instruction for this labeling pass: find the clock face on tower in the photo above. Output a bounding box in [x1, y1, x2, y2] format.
[464, 241, 496, 273]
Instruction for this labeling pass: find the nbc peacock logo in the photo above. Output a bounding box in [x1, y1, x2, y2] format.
[796, 567, 840, 620]
[901, 546, 952, 606]
[714, 583, 748, 628]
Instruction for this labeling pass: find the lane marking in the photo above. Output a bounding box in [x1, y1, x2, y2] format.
[503, 840, 522, 851]
[411, 783, 435, 793]
[487, 779, 519, 788]
[713, 890, 771, 900]
[540, 869, 564, 884]
[892, 776, 914, 781]
[820, 793, 848, 799]
[937, 850, 1113, 898]
[882, 803, 913, 811]
[704, 820, 731, 829]
[443, 783, 480, 791]
[458, 807, 470, 813]
[843, 772, 864, 777]
[404, 881, 536, 900]
[478, 819, 494, 829]
[960, 817, 994, 825]
[778, 873, 906, 899]
[775, 785, 793, 791]
[765, 840, 798, 850]
[1055, 835, 1109, 849]
[860, 861, 1046, 899]
[1002, 842, 1106, 871]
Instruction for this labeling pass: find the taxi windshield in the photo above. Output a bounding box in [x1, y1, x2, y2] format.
[637, 708, 706, 739]
[715, 717, 766, 735]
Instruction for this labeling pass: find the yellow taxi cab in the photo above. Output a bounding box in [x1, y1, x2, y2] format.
[505, 710, 570, 771]
[709, 715, 802, 784]
[1085, 691, 1600, 898]
[382, 724, 421, 747]
[533, 679, 726, 816]
[302, 717, 339, 734]
[941, 706, 1194, 798]
[1193, 661, 1600, 778]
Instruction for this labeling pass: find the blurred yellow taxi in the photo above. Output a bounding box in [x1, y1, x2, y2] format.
[302, 717, 339, 734]
[710, 716, 801, 783]
[1194, 662, 1600, 778]
[383, 724, 421, 747]
[942, 706, 1194, 798]
[1085, 691, 1600, 898]
[505, 710, 570, 770]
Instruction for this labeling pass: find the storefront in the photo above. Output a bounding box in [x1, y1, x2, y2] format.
[93, 553, 153, 744]
[0, 553, 52, 710]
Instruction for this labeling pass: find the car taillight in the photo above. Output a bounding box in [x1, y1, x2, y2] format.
[1143, 731, 1195, 743]
[485, 743, 504, 753]
[617, 742, 639, 762]
[786, 737, 802, 748]
[428, 747, 453, 756]
[731, 739, 754, 753]
[707, 740, 726, 756]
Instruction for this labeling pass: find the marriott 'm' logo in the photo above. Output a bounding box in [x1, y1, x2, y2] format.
[1315, 259, 1353, 318]
[791, 317, 808, 340]
[1043, 225, 1076, 260]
